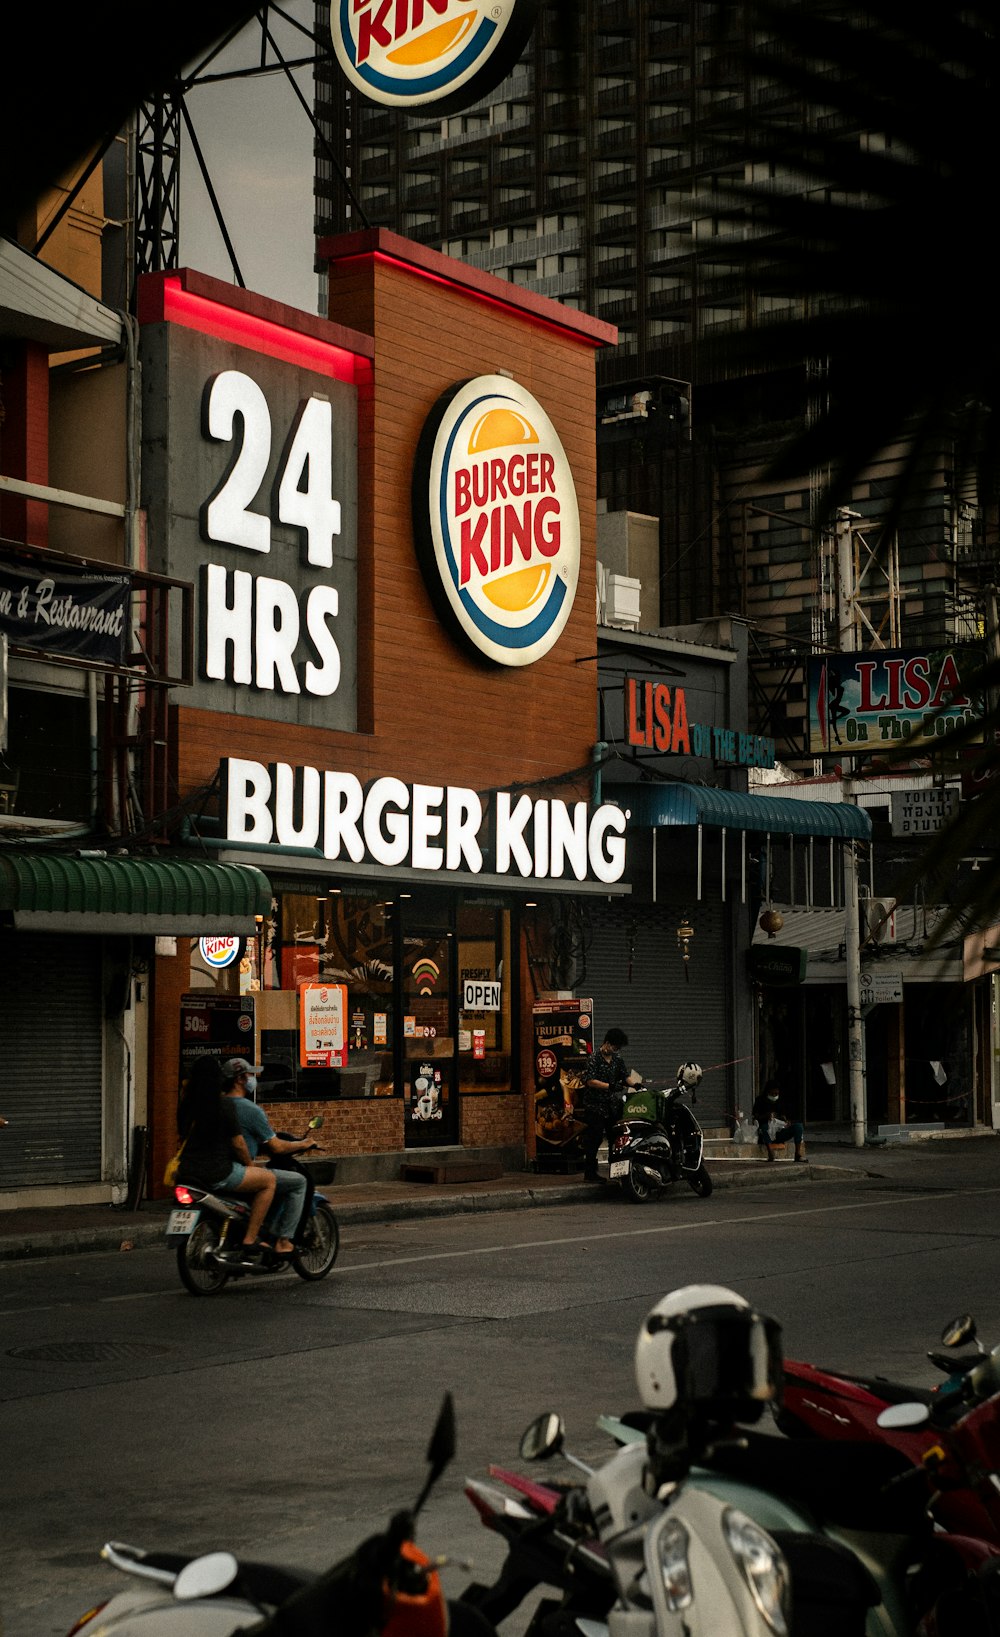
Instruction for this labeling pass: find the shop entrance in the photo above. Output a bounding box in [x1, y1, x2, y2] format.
[402, 927, 458, 1146]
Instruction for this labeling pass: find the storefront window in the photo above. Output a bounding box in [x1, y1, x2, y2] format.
[244, 890, 394, 1101]
[457, 901, 512, 1092]
[237, 887, 513, 1104]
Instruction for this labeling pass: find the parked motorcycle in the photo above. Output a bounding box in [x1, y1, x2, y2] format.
[166, 1126, 339, 1294]
[65, 1394, 490, 1637]
[779, 1312, 1000, 1552]
[607, 1062, 712, 1203]
[465, 1406, 894, 1637]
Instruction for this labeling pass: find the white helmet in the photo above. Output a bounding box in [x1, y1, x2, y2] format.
[635, 1284, 782, 1424]
[677, 1062, 703, 1088]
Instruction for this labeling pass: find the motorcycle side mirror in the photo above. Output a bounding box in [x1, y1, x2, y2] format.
[876, 1402, 931, 1430]
[308, 1115, 324, 1130]
[941, 1314, 977, 1349]
[412, 1390, 456, 1517]
[520, 1411, 565, 1462]
[173, 1552, 239, 1601]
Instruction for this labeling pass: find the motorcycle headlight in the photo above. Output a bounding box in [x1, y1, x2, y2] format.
[657, 1516, 693, 1612]
[722, 1509, 789, 1636]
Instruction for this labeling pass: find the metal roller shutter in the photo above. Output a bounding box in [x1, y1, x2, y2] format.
[583, 896, 731, 1127]
[0, 933, 103, 1188]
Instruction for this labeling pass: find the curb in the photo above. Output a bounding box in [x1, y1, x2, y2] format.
[0, 1162, 866, 1263]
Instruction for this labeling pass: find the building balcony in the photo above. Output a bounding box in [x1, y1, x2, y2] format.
[593, 208, 638, 241]
[596, 81, 637, 115]
[544, 177, 586, 208]
[541, 139, 581, 169]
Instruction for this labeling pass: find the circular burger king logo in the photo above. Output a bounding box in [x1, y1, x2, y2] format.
[329, 0, 537, 113]
[413, 376, 580, 667]
[198, 936, 242, 969]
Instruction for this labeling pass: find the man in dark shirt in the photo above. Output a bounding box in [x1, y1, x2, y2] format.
[752, 1077, 806, 1162]
[577, 1027, 630, 1182]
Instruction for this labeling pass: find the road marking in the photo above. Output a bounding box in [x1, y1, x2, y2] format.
[330, 1186, 1000, 1274]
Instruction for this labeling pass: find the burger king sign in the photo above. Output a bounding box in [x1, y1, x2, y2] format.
[413, 376, 581, 667]
[330, 0, 537, 112]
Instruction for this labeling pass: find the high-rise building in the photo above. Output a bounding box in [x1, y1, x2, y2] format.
[314, 0, 995, 763]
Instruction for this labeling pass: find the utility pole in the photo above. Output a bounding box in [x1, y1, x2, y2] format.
[835, 508, 867, 1148]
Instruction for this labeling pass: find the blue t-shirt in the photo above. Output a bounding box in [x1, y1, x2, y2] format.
[230, 1096, 275, 1158]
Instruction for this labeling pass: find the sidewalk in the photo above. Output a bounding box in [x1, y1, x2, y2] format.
[0, 1141, 907, 1262]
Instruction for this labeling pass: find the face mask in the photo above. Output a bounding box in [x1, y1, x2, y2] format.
[767, 1093, 778, 1101]
[245, 1075, 258, 1095]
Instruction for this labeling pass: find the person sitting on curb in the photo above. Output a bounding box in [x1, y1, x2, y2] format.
[752, 1077, 806, 1163]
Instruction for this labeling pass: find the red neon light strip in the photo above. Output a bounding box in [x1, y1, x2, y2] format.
[156, 278, 371, 385]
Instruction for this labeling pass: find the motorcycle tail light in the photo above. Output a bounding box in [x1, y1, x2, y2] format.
[174, 1185, 195, 1205]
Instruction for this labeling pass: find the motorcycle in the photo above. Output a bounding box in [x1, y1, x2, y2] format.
[166, 1123, 339, 1294]
[465, 1409, 896, 1637]
[65, 1394, 492, 1637]
[778, 1312, 1000, 1552]
[607, 1062, 712, 1204]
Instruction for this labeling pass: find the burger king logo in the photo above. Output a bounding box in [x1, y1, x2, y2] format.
[413, 376, 581, 667]
[198, 936, 242, 969]
[329, 0, 537, 113]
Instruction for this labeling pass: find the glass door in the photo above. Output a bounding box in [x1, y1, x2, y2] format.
[402, 928, 458, 1146]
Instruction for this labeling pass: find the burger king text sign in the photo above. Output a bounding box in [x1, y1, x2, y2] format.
[413, 376, 581, 667]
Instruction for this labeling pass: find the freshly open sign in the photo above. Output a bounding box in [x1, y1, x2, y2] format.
[463, 980, 500, 1011]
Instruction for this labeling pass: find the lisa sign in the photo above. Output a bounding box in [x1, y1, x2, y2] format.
[330, 0, 537, 112]
[220, 758, 627, 885]
[413, 375, 580, 666]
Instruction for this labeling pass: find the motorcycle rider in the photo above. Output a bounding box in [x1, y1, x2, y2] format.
[577, 1027, 631, 1182]
[175, 1054, 275, 1264]
[222, 1057, 313, 1256]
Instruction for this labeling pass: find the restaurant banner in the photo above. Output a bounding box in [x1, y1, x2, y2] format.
[0, 556, 130, 665]
[532, 997, 594, 1170]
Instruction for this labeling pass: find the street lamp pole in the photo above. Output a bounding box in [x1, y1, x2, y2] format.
[835, 507, 867, 1147]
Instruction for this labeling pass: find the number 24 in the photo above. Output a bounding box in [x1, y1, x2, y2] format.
[200, 369, 341, 568]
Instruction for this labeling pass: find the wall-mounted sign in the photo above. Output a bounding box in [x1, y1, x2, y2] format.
[198, 935, 242, 969]
[299, 982, 348, 1067]
[890, 786, 960, 837]
[221, 758, 628, 885]
[463, 979, 500, 1011]
[624, 678, 775, 768]
[808, 647, 984, 755]
[413, 375, 580, 667]
[746, 946, 807, 987]
[0, 555, 129, 666]
[139, 302, 360, 730]
[329, 0, 538, 113]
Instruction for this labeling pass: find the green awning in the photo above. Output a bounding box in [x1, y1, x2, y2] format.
[0, 853, 272, 933]
[610, 781, 871, 841]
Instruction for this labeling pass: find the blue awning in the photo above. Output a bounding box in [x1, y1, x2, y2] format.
[608, 781, 871, 841]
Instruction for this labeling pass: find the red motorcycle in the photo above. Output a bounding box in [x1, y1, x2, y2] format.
[780, 1314, 1000, 1554]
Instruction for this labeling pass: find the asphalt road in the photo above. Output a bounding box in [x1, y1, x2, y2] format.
[4, 1158, 1000, 1636]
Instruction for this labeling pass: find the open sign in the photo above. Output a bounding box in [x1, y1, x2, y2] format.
[463, 980, 501, 1011]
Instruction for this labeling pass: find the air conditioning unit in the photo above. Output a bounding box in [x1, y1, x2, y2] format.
[604, 573, 642, 630]
[861, 896, 897, 945]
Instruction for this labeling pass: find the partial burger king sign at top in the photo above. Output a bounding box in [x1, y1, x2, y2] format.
[413, 375, 581, 667]
[330, 0, 538, 112]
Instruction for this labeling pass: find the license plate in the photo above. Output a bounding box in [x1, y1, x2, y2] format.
[609, 1160, 630, 1178]
[166, 1208, 200, 1237]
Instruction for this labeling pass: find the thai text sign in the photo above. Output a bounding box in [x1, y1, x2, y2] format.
[890, 787, 960, 837]
[0, 555, 129, 665]
[808, 647, 984, 754]
[299, 982, 348, 1068]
